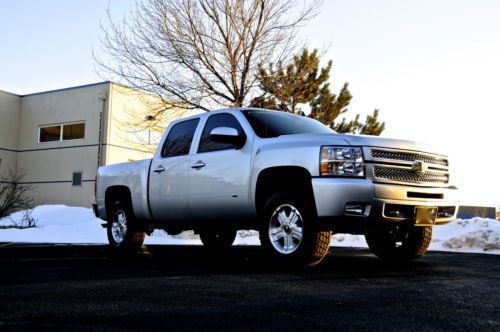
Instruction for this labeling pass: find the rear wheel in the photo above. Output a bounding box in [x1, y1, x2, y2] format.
[259, 195, 331, 267]
[199, 229, 237, 251]
[107, 200, 145, 250]
[365, 225, 432, 263]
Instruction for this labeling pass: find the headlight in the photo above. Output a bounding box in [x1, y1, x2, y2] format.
[321, 146, 365, 177]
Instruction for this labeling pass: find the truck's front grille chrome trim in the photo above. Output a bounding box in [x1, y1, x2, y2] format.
[370, 148, 449, 186]
[372, 149, 448, 167]
[373, 165, 449, 185]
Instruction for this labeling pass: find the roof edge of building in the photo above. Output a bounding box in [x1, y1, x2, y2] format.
[1, 81, 155, 99]
[19, 81, 112, 97]
[0, 89, 22, 97]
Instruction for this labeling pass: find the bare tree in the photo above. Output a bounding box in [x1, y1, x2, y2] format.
[96, 0, 322, 114]
[0, 169, 35, 219]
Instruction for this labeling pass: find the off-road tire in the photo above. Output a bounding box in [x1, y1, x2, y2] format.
[365, 225, 433, 263]
[259, 194, 332, 267]
[200, 229, 237, 251]
[107, 200, 145, 251]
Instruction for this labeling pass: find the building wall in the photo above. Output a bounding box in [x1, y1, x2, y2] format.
[16, 148, 99, 206]
[104, 84, 164, 165]
[16, 83, 110, 207]
[1, 82, 176, 208]
[0, 91, 21, 179]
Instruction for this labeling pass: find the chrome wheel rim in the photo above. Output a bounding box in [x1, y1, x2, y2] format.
[111, 210, 127, 244]
[268, 204, 304, 254]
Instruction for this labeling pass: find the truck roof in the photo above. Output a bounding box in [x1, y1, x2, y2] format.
[171, 107, 283, 124]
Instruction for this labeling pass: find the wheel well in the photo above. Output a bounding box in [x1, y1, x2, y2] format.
[105, 186, 134, 219]
[255, 166, 316, 216]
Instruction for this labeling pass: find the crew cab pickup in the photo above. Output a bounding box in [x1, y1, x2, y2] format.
[94, 108, 459, 266]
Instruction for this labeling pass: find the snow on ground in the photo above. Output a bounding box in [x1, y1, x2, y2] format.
[0, 205, 499, 255]
[431, 218, 500, 254]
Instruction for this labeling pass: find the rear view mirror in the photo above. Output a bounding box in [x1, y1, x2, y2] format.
[210, 127, 246, 148]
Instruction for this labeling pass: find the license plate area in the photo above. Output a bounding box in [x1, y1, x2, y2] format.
[415, 207, 438, 226]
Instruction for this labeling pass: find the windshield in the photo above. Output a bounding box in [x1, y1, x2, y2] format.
[242, 109, 334, 138]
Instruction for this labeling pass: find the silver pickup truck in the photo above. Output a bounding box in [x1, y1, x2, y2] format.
[94, 108, 458, 266]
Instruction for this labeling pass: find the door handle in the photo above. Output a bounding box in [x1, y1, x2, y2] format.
[153, 165, 166, 173]
[191, 161, 206, 169]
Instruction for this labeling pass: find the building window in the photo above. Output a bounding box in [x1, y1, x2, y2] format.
[63, 123, 85, 140]
[72, 172, 82, 187]
[39, 122, 85, 143]
[39, 126, 62, 142]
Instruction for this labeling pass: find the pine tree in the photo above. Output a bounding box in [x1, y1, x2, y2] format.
[333, 114, 360, 134]
[251, 49, 330, 114]
[251, 48, 385, 136]
[334, 110, 386, 135]
[309, 83, 352, 128]
[360, 109, 385, 135]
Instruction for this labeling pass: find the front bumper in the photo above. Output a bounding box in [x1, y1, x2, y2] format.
[311, 177, 459, 225]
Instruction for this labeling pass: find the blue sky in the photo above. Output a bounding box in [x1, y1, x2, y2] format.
[0, 0, 133, 92]
[1, 0, 499, 205]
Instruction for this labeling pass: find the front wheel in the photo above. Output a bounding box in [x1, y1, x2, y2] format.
[259, 195, 332, 267]
[365, 225, 433, 263]
[199, 229, 237, 251]
[107, 200, 145, 251]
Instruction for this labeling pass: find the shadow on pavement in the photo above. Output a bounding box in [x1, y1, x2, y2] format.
[0, 243, 498, 331]
[0, 243, 466, 284]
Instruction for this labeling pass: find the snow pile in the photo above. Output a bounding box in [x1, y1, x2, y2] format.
[146, 229, 202, 245]
[152, 229, 261, 246]
[328, 218, 500, 255]
[331, 233, 369, 248]
[0, 205, 201, 245]
[0, 206, 499, 255]
[0, 205, 108, 244]
[431, 217, 500, 254]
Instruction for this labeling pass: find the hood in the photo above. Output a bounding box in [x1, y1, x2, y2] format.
[268, 133, 447, 156]
[337, 133, 447, 156]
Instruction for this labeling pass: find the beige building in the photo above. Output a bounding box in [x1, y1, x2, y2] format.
[0, 82, 168, 207]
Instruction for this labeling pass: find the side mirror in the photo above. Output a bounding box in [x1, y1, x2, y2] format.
[210, 127, 246, 148]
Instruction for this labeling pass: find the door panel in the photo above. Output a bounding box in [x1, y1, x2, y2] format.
[188, 149, 252, 220]
[188, 113, 252, 220]
[148, 118, 199, 220]
[149, 156, 191, 220]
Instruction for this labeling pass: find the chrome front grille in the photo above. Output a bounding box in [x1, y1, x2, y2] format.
[370, 148, 449, 186]
[373, 166, 449, 184]
[371, 150, 448, 166]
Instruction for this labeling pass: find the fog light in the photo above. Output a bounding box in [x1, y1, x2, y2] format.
[384, 204, 414, 219]
[437, 206, 456, 219]
[345, 203, 365, 215]
[388, 210, 403, 218]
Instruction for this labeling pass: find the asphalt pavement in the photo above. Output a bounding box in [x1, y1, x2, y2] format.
[0, 243, 498, 331]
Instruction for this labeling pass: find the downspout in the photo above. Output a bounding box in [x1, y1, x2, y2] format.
[97, 92, 107, 168]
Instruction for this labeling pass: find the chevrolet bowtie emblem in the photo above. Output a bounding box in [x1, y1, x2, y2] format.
[412, 161, 428, 174]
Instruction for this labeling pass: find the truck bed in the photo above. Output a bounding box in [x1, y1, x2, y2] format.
[96, 159, 153, 220]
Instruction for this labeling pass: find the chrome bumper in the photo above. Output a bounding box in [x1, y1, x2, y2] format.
[311, 178, 459, 225]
